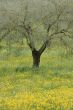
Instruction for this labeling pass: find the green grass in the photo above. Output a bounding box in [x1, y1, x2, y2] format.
[0, 45, 73, 110]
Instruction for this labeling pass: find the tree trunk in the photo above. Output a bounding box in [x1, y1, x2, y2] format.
[32, 50, 40, 68]
[31, 40, 50, 68]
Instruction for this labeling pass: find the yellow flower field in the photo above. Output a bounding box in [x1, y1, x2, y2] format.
[0, 47, 73, 110]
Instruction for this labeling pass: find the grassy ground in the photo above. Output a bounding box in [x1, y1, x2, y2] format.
[0, 44, 73, 110]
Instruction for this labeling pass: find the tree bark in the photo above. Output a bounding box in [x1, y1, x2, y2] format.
[32, 50, 40, 68]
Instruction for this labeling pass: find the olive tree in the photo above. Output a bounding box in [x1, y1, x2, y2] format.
[0, 0, 73, 67]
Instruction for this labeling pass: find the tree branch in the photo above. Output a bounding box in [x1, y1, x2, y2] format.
[39, 40, 49, 55]
[19, 24, 36, 51]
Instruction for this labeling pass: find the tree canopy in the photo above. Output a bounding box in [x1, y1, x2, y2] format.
[0, 0, 73, 67]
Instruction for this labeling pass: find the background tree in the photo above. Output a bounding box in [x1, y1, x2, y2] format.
[0, 0, 73, 67]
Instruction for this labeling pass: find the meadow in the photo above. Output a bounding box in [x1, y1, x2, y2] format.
[0, 42, 73, 110]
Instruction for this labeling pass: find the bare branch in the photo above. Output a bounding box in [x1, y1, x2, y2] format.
[47, 1, 65, 34]
[39, 40, 50, 55]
